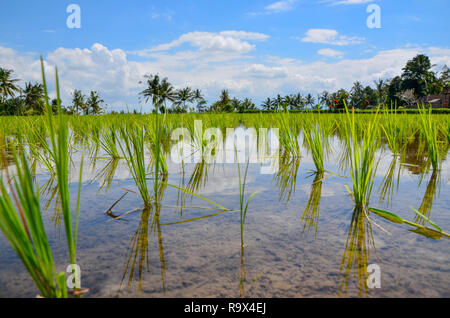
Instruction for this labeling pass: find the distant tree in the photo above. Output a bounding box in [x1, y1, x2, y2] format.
[363, 86, 377, 107]
[373, 79, 387, 105]
[350, 81, 365, 108]
[386, 76, 403, 107]
[196, 99, 208, 113]
[72, 89, 85, 114]
[22, 82, 44, 114]
[331, 89, 349, 109]
[272, 94, 284, 111]
[261, 98, 273, 111]
[210, 89, 233, 112]
[401, 54, 435, 98]
[239, 98, 256, 112]
[304, 93, 316, 109]
[0, 97, 24, 116]
[174, 87, 195, 113]
[139, 74, 176, 113]
[193, 89, 206, 112]
[86, 91, 105, 115]
[319, 91, 331, 109]
[0, 68, 21, 102]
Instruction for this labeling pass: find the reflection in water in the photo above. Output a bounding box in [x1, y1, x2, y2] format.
[400, 137, 429, 175]
[186, 159, 209, 196]
[378, 155, 400, 208]
[117, 178, 168, 296]
[339, 208, 377, 298]
[40, 174, 63, 232]
[300, 172, 324, 239]
[415, 170, 440, 225]
[90, 159, 121, 193]
[117, 204, 166, 296]
[274, 156, 300, 203]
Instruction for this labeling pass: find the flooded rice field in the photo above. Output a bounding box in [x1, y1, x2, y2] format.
[1, 117, 449, 298]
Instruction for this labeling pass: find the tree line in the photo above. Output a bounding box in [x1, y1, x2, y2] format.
[0, 69, 106, 116]
[1, 54, 449, 116]
[138, 54, 449, 113]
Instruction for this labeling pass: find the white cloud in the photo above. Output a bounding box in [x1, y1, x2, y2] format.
[318, 48, 344, 58]
[265, 0, 296, 12]
[301, 29, 364, 46]
[1, 39, 450, 111]
[324, 0, 374, 5]
[132, 31, 269, 57]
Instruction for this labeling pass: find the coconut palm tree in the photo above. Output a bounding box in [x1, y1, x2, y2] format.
[140, 74, 175, 113]
[284, 95, 297, 110]
[305, 94, 315, 109]
[22, 82, 44, 114]
[319, 91, 330, 109]
[261, 98, 273, 111]
[373, 79, 386, 106]
[0, 68, 21, 102]
[72, 89, 85, 115]
[87, 91, 105, 115]
[174, 87, 195, 113]
[273, 94, 285, 111]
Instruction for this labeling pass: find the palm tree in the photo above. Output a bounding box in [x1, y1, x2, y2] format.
[72, 89, 85, 115]
[87, 91, 105, 115]
[174, 87, 195, 113]
[319, 91, 330, 109]
[22, 82, 44, 114]
[273, 94, 284, 111]
[284, 95, 297, 110]
[373, 79, 386, 106]
[140, 74, 175, 113]
[158, 78, 176, 113]
[0, 68, 21, 102]
[294, 93, 304, 110]
[261, 98, 272, 111]
[305, 94, 315, 109]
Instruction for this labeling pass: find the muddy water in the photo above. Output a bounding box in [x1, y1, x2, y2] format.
[0, 136, 449, 298]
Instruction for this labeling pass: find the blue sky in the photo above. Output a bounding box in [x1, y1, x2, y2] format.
[1, 0, 449, 110]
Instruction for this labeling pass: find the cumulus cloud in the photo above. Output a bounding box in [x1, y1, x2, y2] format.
[301, 29, 364, 46]
[329, 0, 374, 5]
[265, 0, 296, 12]
[318, 48, 345, 58]
[132, 31, 269, 57]
[1, 39, 449, 111]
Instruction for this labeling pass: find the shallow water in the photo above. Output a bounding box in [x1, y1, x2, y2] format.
[0, 132, 449, 298]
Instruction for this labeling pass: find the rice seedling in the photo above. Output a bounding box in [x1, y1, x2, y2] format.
[42, 59, 84, 267]
[277, 111, 301, 158]
[98, 126, 122, 159]
[418, 105, 441, 171]
[343, 104, 381, 210]
[237, 160, 259, 248]
[303, 123, 326, 173]
[0, 144, 68, 298]
[119, 124, 152, 207]
[0, 58, 84, 297]
[370, 206, 450, 239]
[273, 156, 300, 203]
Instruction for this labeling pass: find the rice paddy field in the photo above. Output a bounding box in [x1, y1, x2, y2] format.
[0, 100, 449, 298]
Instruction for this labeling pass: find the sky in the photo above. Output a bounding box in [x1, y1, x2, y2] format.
[1, 0, 449, 111]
